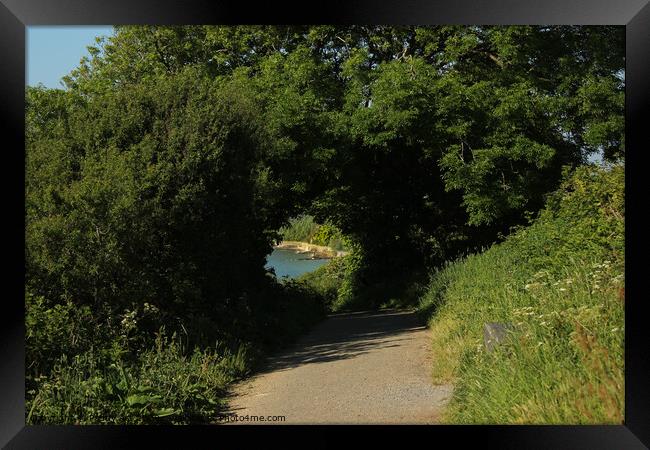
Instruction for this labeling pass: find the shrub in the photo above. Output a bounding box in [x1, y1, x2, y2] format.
[26, 276, 325, 424]
[297, 255, 349, 310]
[26, 329, 252, 425]
[278, 215, 320, 243]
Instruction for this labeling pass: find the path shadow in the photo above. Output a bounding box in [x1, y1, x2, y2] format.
[252, 309, 427, 374]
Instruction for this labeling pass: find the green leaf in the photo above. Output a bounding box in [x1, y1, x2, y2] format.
[153, 407, 179, 417]
[126, 394, 162, 407]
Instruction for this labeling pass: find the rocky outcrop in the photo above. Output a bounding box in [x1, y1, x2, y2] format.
[274, 241, 349, 259]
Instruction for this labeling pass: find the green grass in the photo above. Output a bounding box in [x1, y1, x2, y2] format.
[26, 281, 327, 424]
[296, 255, 348, 311]
[279, 215, 320, 243]
[417, 164, 624, 424]
[27, 331, 252, 424]
[279, 215, 349, 251]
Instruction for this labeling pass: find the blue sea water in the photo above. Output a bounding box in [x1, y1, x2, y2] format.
[265, 248, 329, 279]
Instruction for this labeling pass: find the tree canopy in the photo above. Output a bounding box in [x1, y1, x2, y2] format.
[27, 25, 624, 314]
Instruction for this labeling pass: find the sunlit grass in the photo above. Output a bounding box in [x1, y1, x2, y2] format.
[419, 165, 624, 424]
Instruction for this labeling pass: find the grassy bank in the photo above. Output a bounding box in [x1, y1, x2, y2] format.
[26, 281, 327, 424]
[417, 164, 624, 424]
[279, 215, 349, 252]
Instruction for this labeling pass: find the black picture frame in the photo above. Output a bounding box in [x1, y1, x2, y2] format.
[2, 1, 648, 448]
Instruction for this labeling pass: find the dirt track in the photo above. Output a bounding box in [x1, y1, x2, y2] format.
[223, 309, 453, 424]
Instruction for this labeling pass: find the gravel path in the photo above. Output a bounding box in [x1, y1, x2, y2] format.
[222, 309, 453, 424]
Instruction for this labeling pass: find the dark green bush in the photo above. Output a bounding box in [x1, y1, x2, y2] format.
[297, 255, 350, 310]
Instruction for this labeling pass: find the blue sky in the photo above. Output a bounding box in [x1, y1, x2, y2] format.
[26, 26, 114, 89]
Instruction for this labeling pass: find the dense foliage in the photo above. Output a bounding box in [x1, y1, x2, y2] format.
[26, 25, 624, 423]
[417, 165, 624, 423]
[278, 215, 348, 251]
[26, 69, 328, 424]
[61, 26, 624, 268]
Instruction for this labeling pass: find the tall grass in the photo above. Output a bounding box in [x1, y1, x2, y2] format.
[417, 164, 624, 424]
[279, 215, 348, 251]
[27, 331, 252, 424]
[279, 215, 320, 243]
